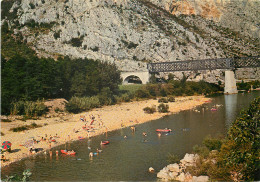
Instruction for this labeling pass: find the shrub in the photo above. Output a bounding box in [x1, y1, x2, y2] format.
[202, 136, 223, 151]
[192, 145, 210, 158]
[158, 103, 169, 113]
[53, 30, 61, 39]
[158, 97, 168, 103]
[10, 123, 42, 132]
[167, 96, 175, 102]
[10, 100, 48, 118]
[167, 153, 180, 164]
[135, 89, 150, 98]
[143, 106, 156, 114]
[1, 119, 12, 122]
[10, 126, 28, 132]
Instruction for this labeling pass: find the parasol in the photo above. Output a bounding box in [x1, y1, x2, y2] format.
[2, 141, 12, 149]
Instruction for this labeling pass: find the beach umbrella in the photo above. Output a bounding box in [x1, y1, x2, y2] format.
[24, 140, 34, 148]
[2, 141, 11, 149]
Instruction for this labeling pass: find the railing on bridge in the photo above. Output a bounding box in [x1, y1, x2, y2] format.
[147, 56, 260, 73]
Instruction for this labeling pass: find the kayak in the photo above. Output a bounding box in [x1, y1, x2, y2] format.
[211, 108, 217, 111]
[156, 129, 172, 133]
[60, 150, 76, 155]
[78, 136, 84, 140]
[101, 141, 110, 145]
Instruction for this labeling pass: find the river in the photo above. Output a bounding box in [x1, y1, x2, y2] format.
[1, 91, 259, 181]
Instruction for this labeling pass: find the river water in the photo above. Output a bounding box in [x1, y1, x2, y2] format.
[1, 91, 260, 181]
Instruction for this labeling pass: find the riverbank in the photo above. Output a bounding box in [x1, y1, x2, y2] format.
[1, 96, 210, 167]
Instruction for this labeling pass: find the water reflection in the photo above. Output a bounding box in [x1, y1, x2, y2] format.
[224, 94, 238, 126]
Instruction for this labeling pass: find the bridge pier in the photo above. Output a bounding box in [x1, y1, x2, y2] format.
[224, 70, 238, 94]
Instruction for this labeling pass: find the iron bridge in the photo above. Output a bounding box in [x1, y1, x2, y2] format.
[147, 56, 260, 73]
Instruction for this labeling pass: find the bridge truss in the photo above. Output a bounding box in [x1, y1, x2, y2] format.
[147, 56, 260, 73]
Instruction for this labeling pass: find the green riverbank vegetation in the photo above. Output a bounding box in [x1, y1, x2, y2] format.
[185, 97, 260, 181]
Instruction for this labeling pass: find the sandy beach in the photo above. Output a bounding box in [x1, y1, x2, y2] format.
[1, 96, 210, 167]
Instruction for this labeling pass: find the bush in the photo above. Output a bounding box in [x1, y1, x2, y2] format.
[135, 89, 150, 98]
[10, 100, 48, 118]
[1, 119, 12, 122]
[167, 153, 180, 164]
[10, 126, 28, 132]
[10, 123, 42, 132]
[143, 106, 156, 114]
[167, 96, 175, 102]
[202, 136, 223, 151]
[158, 97, 168, 103]
[192, 145, 210, 158]
[158, 103, 169, 113]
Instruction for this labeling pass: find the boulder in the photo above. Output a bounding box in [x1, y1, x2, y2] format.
[176, 172, 186, 181]
[157, 170, 171, 180]
[181, 153, 199, 167]
[169, 172, 179, 179]
[192, 176, 209, 182]
[167, 163, 180, 172]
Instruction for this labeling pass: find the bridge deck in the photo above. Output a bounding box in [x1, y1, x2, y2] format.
[147, 56, 260, 73]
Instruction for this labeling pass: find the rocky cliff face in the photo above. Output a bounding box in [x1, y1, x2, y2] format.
[149, 0, 260, 38]
[2, 0, 259, 81]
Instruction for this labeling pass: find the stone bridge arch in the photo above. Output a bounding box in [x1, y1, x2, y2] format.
[121, 71, 150, 85]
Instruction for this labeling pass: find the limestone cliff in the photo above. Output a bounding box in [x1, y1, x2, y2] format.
[149, 0, 260, 38]
[1, 0, 259, 81]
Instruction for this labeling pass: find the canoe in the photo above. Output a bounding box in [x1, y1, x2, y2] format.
[60, 150, 76, 155]
[78, 136, 84, 140]
[101, 141, 110, 145]
[156, 129, 172, 133]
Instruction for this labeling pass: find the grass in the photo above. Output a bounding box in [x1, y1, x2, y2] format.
[119, 84, 144, 94]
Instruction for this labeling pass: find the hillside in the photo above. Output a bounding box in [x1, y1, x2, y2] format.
[1, 0, 259, 81]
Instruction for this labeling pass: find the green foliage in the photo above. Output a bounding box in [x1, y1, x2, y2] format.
[167, 96, 175, 102]
[65, 96, 101, 113]
[65, 36, 84, 47]
[132, 81, 221, 100]
[3, 169, 32, 182]
[10, 122, 42, 132]
[158, 97, 168, 103]
[23, 19, 57, 29]
[237, 80, 260, 91]
[220, 97, 260, 180]
[1, 30, 37, 60]
[1, 0, 20, 21]
[202, 136, 223, 151]
[192, 145, 210, 158]
[135, 88, 151, 98]
[237, 80, 251, 91]
[143, 106, 156, 114]
[157, 103, 169, 113]
[2, 55, 121, 114]
[167, 153, 180, 164]
[54, 30, 61, 39]
[10, 100, 48, 117]
[1, 119, 12, 122]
